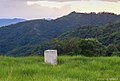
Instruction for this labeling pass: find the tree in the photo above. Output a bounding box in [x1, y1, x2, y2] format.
[79, 38, 106, 56]
[106, 44, 119, 56]
[45, 38, 106, 56]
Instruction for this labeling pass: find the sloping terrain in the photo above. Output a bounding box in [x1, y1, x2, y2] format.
[0, 12, 120, 55]
[59, 21, 120, 45]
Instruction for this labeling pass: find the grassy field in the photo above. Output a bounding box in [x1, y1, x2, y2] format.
[0, 56, 120, 81]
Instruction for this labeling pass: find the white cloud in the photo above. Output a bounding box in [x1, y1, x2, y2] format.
[7, 0, 120, 2]
[0, 0, 120, 19]
[0, 0, 72, 19]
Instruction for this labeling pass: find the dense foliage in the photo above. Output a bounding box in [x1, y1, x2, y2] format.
[59, 22, 120, 45]
[0, 12, 120, 56]
[32, 38, 119, 57]
[33, 38, 106, 57]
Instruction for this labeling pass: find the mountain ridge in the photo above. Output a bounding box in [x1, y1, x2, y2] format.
[0, 12, 120, 55]
[0, 18, 26, 27]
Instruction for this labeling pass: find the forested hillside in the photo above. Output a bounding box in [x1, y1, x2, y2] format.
[6, 21, 120, 56]
[59, 21, 120, 45]
[0, 12, 120, 56]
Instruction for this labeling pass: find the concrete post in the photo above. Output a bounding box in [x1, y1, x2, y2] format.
[44, 50, 57, 65]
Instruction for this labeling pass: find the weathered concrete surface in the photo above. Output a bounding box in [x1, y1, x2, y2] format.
[44, 50, 57, 65]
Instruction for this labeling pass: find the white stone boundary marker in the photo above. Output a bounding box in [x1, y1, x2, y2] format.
[44, 50, 57, 65]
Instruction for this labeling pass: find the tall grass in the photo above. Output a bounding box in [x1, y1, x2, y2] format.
[0, 56, 120, 81]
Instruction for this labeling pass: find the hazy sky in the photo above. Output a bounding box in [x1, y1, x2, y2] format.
[0, 0, 120, 19]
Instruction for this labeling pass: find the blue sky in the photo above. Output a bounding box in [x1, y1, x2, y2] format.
[0, 0, 120, 19]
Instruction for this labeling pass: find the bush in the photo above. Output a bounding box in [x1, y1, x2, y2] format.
[36, 38, 106, 57]
[79, 38, 106, 57]
[106, 44, 119, 56]
[112, 51, 120, 56]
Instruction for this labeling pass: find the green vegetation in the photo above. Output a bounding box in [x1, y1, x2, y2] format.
[0, 12, 120, 56]
[0, 56, 120, 81]
[7, 38, 120, 57]
[59, 22, 120, 45]
[34, 38, 106, 57]
[32, 38, 120, 57]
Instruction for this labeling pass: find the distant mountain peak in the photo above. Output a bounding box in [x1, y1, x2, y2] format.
[70, 11, 77, 14]
[0, 12, 120, 55]
[68, 11, 80, 15]
[0, 18, 26, 27]
[68, 11, 118, 16]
